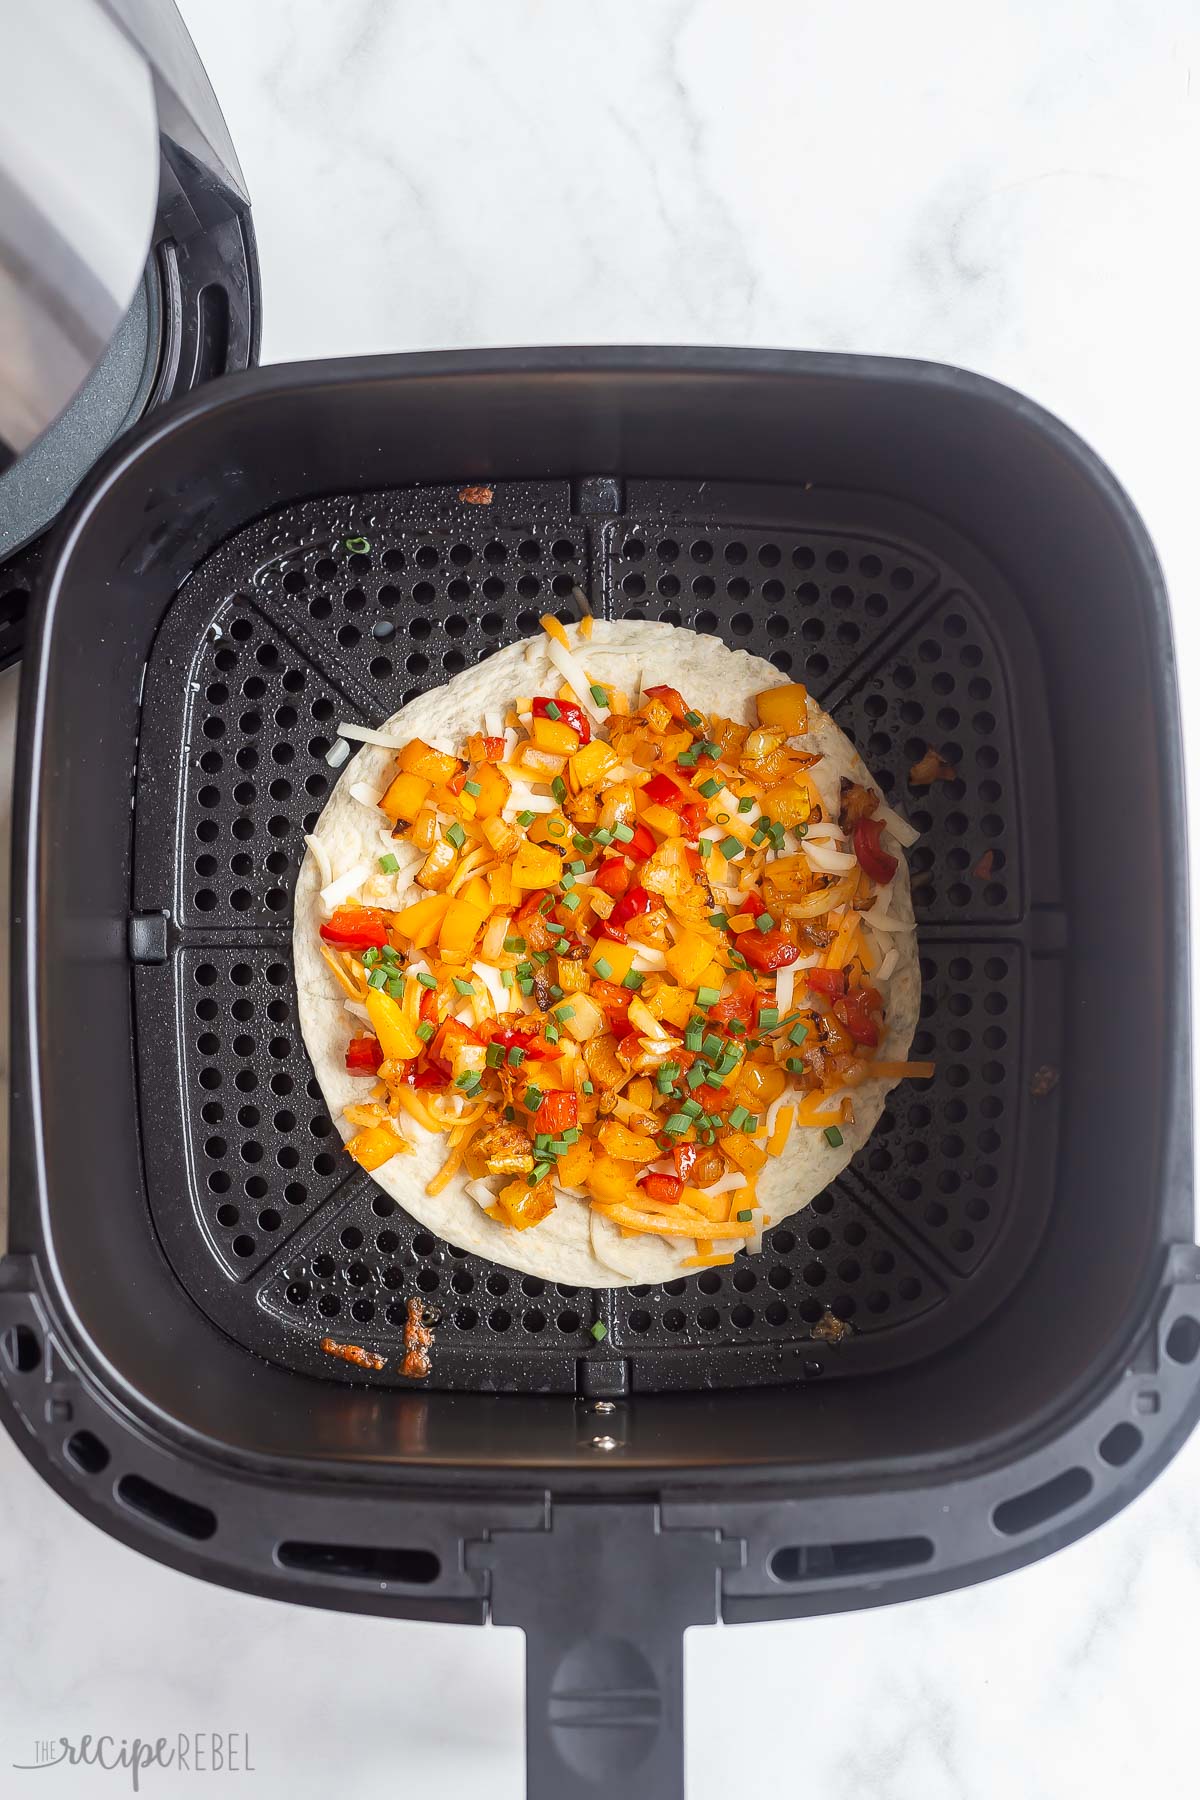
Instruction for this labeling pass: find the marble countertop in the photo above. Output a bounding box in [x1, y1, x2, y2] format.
[3, 2, 1200, 1794]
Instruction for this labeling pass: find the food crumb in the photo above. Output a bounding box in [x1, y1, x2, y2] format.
[811, 1310, 852, 1345]
[321, 1336, 386, 1371]
[1030, 1064, 1060, 1099]
[909, 746, 956, 786]
[458, 485, 493, 505]
[402, 1297, 438, 1379]
[972, 849, 996, 880]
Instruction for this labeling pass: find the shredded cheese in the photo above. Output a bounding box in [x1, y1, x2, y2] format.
[304, 832, 333, 889]
[319, 861, 370, 912]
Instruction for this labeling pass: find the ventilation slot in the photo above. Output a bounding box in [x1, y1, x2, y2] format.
[65, 1430, 110, 1474]
[992, 1466, 1092, 1537]
[117, 1474, 217, 1541]
[277, 1540, 440, 1584]
[2, 1323, 41, 1373]
[1098, 1422, 1143, 1468]
[770, 1535, 934, 1582]
[1165, 1315, 1200, 1364]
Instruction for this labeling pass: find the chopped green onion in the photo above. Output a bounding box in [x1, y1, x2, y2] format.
[380, 944, 399, 963]
[727, 1017, 747, 1036]
[663, 1112, 691, 1136]
[755, 912, 775, 933]
[684, 710, 703, 728]
[697, 741, 720, 759]
[531, 1161, 554, 1183]
[516, 960, 534, 979]
[696, 986, 720, 1008]
[518, 977, 535, 995]
[562, 890, 582, 911]
[676, 749, 698, 767]
[445, 821, 466, 850]
[503, 1104, 516, 1121]
[593, 827, 613, 846]
[386, 976, 405, 999]
[729, 1105, 751, 1132]
[516, 809, 535, 827]
[455, 1071, 481, 1092]
[719, 836, 742, 861]
[551, 775, 568, 804]
[613, 822, 634, 843]
[728, 949, 748, 970]
[656, 1063, 679, 1092]
[507, 1045, 526, 1067]
[582, 1079, 595, 1094]
[709, 911, 728, 930]
[594, 956, 613, 980]
[823, 1125, 844, 1148]
[485, 1043, 504, 1067]
[344, 536, 370, 554]
[504, 934, 526, 953]
[700, 1127, 717, 1144]
[621, 969, 644, 990]
[544, 700, 562, 720]
[464, 779, 482, 797]
[416, 1020, 435, 1042]
[698, 839, 712, 859]
[500, 969, 515, 989]
[547, 819, 566, 837]
[523, 1085, 544, 1112]
[545, 920, 564, 936]
[361, 947, 380, 967]
[560, 873, 576, 891]
[417, 971, 438, 989]
[758, 1007, 779, 1030]
[568, 858, 586, 874]
[686, 1065, 707, 1089]
[545, 1022, 560, 1044]
[590, 1320, 608, 1341]
[785, 1056, 807, 1073]
[681, 1097, 703, 1119]
[549, 984, 564, 1000]
[736, 1208, 753, 1223]
[684, 1019, 703, 1052]
[533, 949, 551, 965]
[697, 777, 721, 799]
[788, 1020, 809, 1046]
[367, 967, 387, 989]
[590, 684, 609, 706]
[572, 833, 593, 853]
[556, 1004, 575, 1021]
[737, 795, 755, 814]
[702, 1032, 723, 1059]
[452, 976, 475, 996]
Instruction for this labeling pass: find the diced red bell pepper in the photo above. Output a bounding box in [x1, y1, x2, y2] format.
[536, 1089, 579, 1132]
[447, 769, 468, 796]
[319, 906, 389, 951]
[708, 972, 758, 1029]
[419, 985, 439, 1024]
[805, 966, 847, 998]
[643, 772, 686, 810]
[515, 891, 560, 952]
[406, 1059, 448, 1089]
[639, 1171, 684, 1204]
[853, 816, 898, 886]
[609, 884, 651, 929]
[734, 927, 801, 972]
[678, 802, 707, 841]
[643, 684, 689, 722]
[480, 1022, 559, 1060]
[834, 989, 880, 1047]
[533, 695, 591, 745]
[345, 1035, 384, 1075]
[431, 1016, 482, 1065]
[598, 920, 629, 944]
[672, 1142, 699, 1182]
[481, 735, 505, 762]
[589, 979, 632, 1029]
[683, 845, 705, 876]
[742, 890, 770, 918]
[623, 822, 657, 863]
[593, 857, 631, 898]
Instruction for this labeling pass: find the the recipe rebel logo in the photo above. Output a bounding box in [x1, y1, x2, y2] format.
[13, 1733, 255, 1790]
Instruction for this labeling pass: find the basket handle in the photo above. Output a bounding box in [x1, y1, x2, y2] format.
[473, 1501, 735, 1799]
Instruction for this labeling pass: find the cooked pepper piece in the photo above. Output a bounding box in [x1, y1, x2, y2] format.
[532, 694, 592, 745]
[638, 1171, 684, 1204]
[320, 905, 389, 950]
[733, 927, 800, 972]
[853, 816, 899, 885]
[345, 1035, 384, 1075]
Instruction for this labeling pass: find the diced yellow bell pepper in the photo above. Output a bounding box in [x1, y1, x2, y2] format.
[345, 1123, 405, 1171]
[398, 738, 460, 784]
[641, 803, 683, 838]
[380, 769, 431, 825]
[721, 1132, 768, 1177]
[755, 683, 809, 734]
[461, 875, 492, 910]
[737, 1061, 787, 1107]
[532, 715, 582, 756]
[646, 983, 694, 1029]
[488, 864, 515, 907]
[470, 763, 510, 819]
[393, 892, 450, 947]
[511, 841, 564, 889]
[588, 938, 636, 981]
[764, 780, 813, 830]
[496, 1176, 557, 1230]
[585, 1150, 634, 1205]
[438, 896, 489, 956]
[664, 929, 712, 988]
[529, 811, 571, 847]
[700, 960, 726, 990]
[556, 956, 592, 994]
[552, 993, 604, 1042]
[597, 1120, 660, 1164]
[555, 1136, 595, 1189]
[365, 988, 423, 1062]
[627, 1077, 654, 1111]
[569, 741, 620, 790]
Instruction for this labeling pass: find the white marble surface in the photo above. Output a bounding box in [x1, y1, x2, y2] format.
[3, 2, 1200, 1794]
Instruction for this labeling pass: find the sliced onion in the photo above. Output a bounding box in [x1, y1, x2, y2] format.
[349, 781, 383, 811]
[484, 707, 503, 738]
[482, 913, 511, 964]
[325, 738, 350, 769]
[803, 840, 858, 874]
[774, 962, 795, 1014]
[879, 802, 921, 848]
[319, 860, 370, 912]
[466, 1178, 500, 1212]
[343, 999, 371, 1024]
[545, 636, 609, 724]
[304, 832, 333, 889]
[631, 946, 668, 971]
[781, 872, 858, 918]
[877, 945, 899, 982]
[472, 960, 511, 1014]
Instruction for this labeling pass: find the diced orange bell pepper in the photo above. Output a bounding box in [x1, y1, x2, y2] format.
[496, 1176, 557, 1230]
[470, 762, 510, 819]
[512, 841, 564, 889]
[393, 892, 450, 947]
[345, 1124, 404, 1171]
[380, 769, 432, 825]
[754, 684, 809, 734]
[365, 988, 423, 1062]
[438, 896, 489, 956]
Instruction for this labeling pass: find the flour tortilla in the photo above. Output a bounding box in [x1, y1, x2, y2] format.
[294, 620, 919, 1287]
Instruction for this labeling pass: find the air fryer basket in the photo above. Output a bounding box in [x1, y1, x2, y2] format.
[3, 351, 1196, 1800]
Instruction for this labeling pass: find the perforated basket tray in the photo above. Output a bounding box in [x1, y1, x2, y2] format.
[3, 350, 1196, 1800]
[132, 478, 1058, 1393]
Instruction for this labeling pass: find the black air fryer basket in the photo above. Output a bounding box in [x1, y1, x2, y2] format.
[3, 349, 1197, 1799]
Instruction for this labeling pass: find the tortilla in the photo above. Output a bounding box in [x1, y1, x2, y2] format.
[294, 620, 919, 1286]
